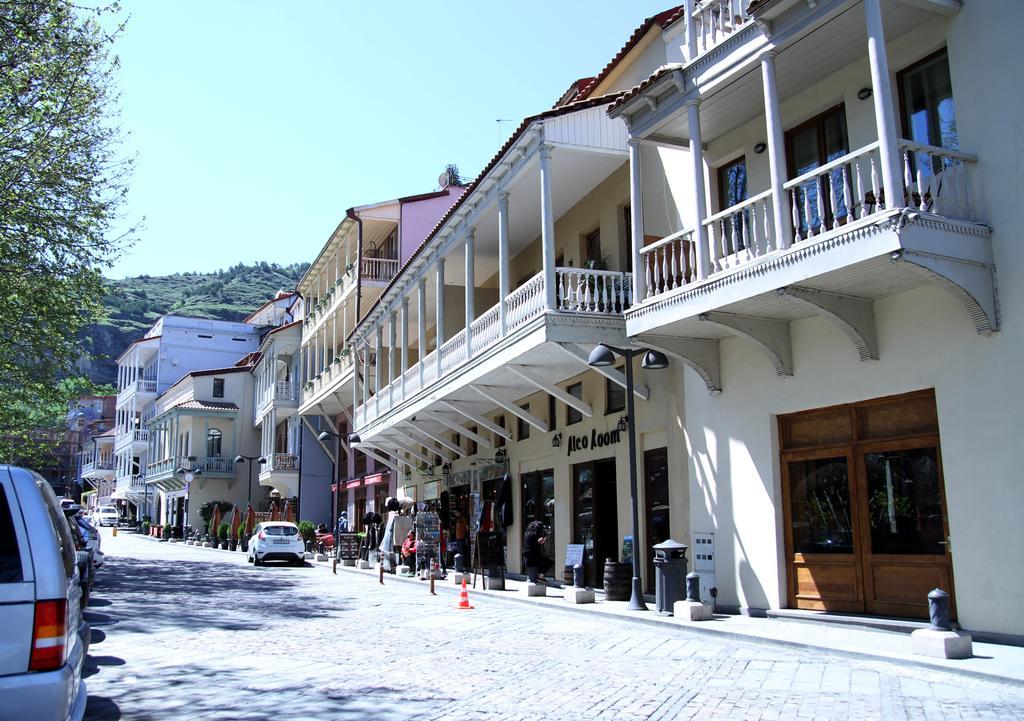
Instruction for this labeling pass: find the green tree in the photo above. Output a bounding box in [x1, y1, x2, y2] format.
[0, 1, 132, 464]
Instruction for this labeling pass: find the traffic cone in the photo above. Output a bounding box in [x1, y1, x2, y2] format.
[456, 578, 474, 610]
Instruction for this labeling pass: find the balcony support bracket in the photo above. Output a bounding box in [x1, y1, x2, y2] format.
[468, 385, 549, 433]
[507, 365, 594, 418]
[406, 421, 465, 457]
[301, 416, 337, 465]
[388, 427, 454, 462]
[438, 401, 513, 440]
[778, 287, 879, 361]
[426, 412, 495, 450]
[699, 312, 793, 377]
[898, 250, 999, 335]
[555, 343, 650, 400]
[636, 335, 722, 395]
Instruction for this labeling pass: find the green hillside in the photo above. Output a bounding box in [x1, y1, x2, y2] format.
[80, 262, 309, 386]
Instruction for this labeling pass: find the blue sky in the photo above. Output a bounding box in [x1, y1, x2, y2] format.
[105, 1, 673, 279]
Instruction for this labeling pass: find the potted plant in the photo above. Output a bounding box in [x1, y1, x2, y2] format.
[162, 523, 172, 541]
[228, 528, 238, 552]
[298, 520, 316, 553]
[238, 524, 248, 551]
[218, 522, 230, 549]
[142, 520, 150, 536]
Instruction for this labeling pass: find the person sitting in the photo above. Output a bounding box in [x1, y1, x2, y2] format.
[400, 529, 416, 571]
[523, 520, 552, 584]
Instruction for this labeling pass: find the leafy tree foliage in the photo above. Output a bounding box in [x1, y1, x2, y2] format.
[0, 1, 131, 464]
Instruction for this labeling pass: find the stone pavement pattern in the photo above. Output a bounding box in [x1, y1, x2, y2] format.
[83, 531, 1024, 721]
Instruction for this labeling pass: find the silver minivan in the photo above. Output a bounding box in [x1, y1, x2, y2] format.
[0, 465, 87, 721]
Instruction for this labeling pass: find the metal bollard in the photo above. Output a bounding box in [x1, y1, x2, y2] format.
[454, 553, 464, 573]
[685, 572, 701, 602]
[928, 588, 952, 631]
[379, 563, 384, 585]
[429, 573, 436, 595]
[573, 563, 585, 588]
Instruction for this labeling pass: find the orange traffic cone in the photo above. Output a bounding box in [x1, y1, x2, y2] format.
[456, 578, 474, 610]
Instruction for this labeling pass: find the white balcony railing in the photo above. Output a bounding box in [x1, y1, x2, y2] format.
[130, 474, 146, 491]
[271, 453, 297, 471]
[355, 268, 631, 429]
[640, 139, 978, 301]
[687, 0, 752, 61]
[202, 456, 233, 473]
[361, 257, 400, 282]
[274, 380, 298, 402]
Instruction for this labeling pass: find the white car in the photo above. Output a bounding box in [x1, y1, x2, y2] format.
[93, 506, 119, 527]
[247, 522, 305, 567]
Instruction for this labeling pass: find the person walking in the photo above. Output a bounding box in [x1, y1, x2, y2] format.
[523, 520, 552, 583]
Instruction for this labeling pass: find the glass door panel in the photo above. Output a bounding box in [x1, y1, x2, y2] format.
[521, 470, 556, 569]
[573, 463, 595, 584]
[788, 456, 854, 554]
[864, 447, 945, 555]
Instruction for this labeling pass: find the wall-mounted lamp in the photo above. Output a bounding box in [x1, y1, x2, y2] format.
[616, 416, 629, 433]
[753, 142, 767, 154]
[551, 432, 562, 448]
[441, 463, 451, 478]
[857, 87, 873, 101]
[494, 448, 507, 465]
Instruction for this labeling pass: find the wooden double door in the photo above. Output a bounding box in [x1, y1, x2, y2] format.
[780, 390, 954, 619]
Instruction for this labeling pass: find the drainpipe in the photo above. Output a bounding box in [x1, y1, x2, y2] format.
[349, 208, 365, 325]
[296, 419, 303, 522]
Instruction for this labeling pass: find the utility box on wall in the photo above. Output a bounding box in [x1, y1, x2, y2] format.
[693, 532, 715, 606]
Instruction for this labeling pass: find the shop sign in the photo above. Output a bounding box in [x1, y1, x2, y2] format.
[565, 543, 584, 568]
[566, 427, 622, 457]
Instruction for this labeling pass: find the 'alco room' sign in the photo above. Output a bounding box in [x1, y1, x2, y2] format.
[566, 427, 622, 456]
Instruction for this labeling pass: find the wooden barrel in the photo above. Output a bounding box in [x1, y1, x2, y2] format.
[563, 565, 574, 586]
[603, 559, 631, 601]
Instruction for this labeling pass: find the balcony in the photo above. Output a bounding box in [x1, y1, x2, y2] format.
[353, 267, 632, 444]
[146, 455, 235, 488]
[116, 378, 157, 404]
[627, 140, 993, 390]
[361, 257, 399, 283]
[257, 380, 300, 422]
[298, 350, 356, 417]
[81, 456, 115, 479]
[258, 453, 300, 497]
[114, 428, 149, 452]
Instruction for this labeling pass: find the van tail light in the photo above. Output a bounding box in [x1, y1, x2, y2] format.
[258, 531, 266, 540]
[29, 599, 67, 672]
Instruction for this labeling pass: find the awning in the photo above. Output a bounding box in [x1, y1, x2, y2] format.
[364, 472, 387, 486]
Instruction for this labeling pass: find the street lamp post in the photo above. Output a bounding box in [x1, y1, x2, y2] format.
[318, 429, 352, 553]
[233, 454, 268, 506]
[588, 342, 668, 612]
[175, 463, 203, 540]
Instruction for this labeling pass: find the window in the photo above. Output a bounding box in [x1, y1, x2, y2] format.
[584, 229, 602, 268]
[786, 105, 850, 236]
[717, 156, 748, 251]
[548, 394, 557, 430]
[606, 374, 625, 414]
[517, 404, 530, 441]
[898, 49, 957, 181]
[212, 378, 225, 398]
[206, 428, 222, 458]
[467, 426, 478, 456]
[567, 383, 583, 425]
[495, 416, 506, 447]
[0, 485, 24, 583]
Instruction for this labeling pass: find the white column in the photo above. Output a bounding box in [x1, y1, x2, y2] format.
[417, 277, 427, 387]
[388, 309, 397, 402]
[865, 0, 901, 208]
[361, 344, 369, 407]
[400, 297, 409, 398]
[497, 192, 510, 335]
[687, 100, 711, 280]
[464, 230, 475, 358]
[683, 0, 697, 61]
[628, 140, 646, 304]
[435, 257, 445, 379]
[539, 144, 557, 309]
[313, 331, 320, 377]
[374, 324, 383, 396]
[761, 51, 791, 249]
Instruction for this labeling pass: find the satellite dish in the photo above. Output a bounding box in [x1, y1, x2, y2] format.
[438, 164, 461, 189]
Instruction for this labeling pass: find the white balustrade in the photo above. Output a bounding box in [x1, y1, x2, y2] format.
[272, 453, 298, 471]
[360, 257, 400, 282]
[469, 305, 501, 355]
[898, 139, 976, 221]
[505, 272, 546, 330]
[439, 329, 468, 374]
[402, 364, 420, 397]
[703, 189, 775, 272]
[421, 349, 438, 386]
[556, 268, 631, 314]
[639, 229, 696, 299]
[690, 0, 750, 59]
[274, 380, 298, 402]
[202, 456, 233, 473]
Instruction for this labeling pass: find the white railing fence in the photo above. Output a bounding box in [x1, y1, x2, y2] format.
[689, 0, 751, 59]
[704, 189, 775, 273]
[641, 229, 696, 300]
[361, 257, 400, 282]
[272, 453, 298, 471]
[505, 272, 546, 330]
[556, 268, 631, 314]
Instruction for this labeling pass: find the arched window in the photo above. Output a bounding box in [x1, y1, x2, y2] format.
[206, 428, 222, 458]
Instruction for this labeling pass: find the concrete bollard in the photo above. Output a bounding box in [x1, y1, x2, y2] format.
[573, 563, 585, 588]
[379, 563, 385, 585]
[674, 572, 712, 621]
[454, 553, 464, 573]
[912, 588, 972, 659]
[686, 572, 701, 602]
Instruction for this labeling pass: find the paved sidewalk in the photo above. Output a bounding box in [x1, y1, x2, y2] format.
[287, 545, 1024, 685]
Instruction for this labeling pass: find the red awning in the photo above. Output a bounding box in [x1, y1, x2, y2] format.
[346, 479, 361, 489]
[363, 473, 385, 486]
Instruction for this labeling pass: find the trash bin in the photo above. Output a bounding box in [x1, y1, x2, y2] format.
[652, 539, 689, 613]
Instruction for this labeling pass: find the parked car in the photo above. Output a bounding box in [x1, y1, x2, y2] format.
[93, 505, 119, 527]
[0, 465, 87, 721]
[247, 522, 305, 566]
[74, 515, 104, 569]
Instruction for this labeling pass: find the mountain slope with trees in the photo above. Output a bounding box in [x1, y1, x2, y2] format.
[80, 261, 309, 386]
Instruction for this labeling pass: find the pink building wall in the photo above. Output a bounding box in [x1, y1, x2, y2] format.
[399, 186, 465, 262]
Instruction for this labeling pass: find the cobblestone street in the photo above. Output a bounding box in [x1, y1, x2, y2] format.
[83, 531, 1024, 721]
